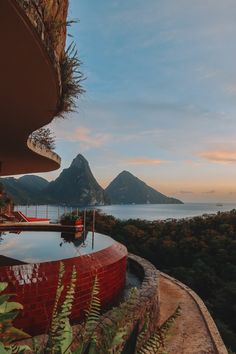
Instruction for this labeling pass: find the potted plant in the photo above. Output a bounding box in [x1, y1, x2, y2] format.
[60, 213, 82, 226]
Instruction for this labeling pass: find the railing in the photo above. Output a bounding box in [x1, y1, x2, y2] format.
[27, 138, 61, 166]
[15, 204, 78, 221]
[15, 205, 96, 248]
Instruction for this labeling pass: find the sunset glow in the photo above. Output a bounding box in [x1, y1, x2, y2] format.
[37, 0, 236, 203]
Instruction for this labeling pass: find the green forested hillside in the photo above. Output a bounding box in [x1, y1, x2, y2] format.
[0, 176, 49, 204]
[84, 209, 236, 352]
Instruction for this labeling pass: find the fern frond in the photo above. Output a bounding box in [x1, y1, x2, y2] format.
[84, 276, 100, 336]
[137, 305, 181, 354]
[160, 305, 181, 334]
[97, 287, 139, 353]
[73, 277, 101, 354]
[45, 264, 77, 354]
[136, 313, 150, 348]
[49, 262, 65, 339]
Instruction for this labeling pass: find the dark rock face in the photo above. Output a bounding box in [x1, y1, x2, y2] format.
[45, 154, 108, 206]
[0, 155, 108, 206]
[1, 156, 182, 206]
[105, 171, 183, 204]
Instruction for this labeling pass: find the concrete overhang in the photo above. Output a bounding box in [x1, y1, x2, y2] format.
[0, 0, 61, 176]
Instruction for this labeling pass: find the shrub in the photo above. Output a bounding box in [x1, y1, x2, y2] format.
[60, 212, 82, 225]
[30, 128, 56, 151]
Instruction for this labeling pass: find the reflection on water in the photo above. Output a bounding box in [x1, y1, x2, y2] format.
[0, 230, 114, 264]
[60, 231, 86, 246]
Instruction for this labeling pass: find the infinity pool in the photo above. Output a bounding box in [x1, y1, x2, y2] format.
[0, 230, 114, 264]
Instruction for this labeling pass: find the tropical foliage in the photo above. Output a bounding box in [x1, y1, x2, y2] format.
[80, 209, 236, 352]
[96, 287, 138, 353]
[0, 282, 30, 353]
[0, 265, 178, 354]
[44, 262, 77, 354]
[137, 305, 181, 354]
[58, 43, 84, 117]
[72, 276, 100, 354]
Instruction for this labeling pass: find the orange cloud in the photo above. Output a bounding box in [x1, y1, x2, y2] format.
[178, 190, 193, 194]
[62, 127, 112, 149]
[200, 150, 236, 163]
[124, 157, 165, 165]
[202, 190, 215, 194]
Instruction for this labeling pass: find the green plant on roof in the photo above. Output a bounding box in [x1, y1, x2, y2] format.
[42, 4, 85, 117]
[30, 127, 56, 151]
[0, 282, 31, 354]
[58, 42, 85, 117]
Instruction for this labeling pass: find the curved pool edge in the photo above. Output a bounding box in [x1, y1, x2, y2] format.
[0, 227, 127, 335]
[0, 222, 79, 232]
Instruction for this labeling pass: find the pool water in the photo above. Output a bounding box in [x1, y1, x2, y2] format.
[0, 231, 114, 264]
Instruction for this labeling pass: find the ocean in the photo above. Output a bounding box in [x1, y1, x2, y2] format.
[15, 203, 236, 222]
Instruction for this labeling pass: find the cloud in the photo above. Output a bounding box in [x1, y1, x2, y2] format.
[224, 83, 236, 95]
[200, 150, 236, 163]
[0, 239, 19, 252]
[123, 158, 165, 165]
[178, 190, 193, 194]
[57, 127, 112, 149]
[202, 190, 215, 194]
[195, 66, 220, 81]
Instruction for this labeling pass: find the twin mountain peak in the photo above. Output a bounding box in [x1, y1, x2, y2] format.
[0, 154, 183, 205]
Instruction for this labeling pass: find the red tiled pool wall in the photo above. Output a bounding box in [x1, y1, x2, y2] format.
[0, 242, 127, 335]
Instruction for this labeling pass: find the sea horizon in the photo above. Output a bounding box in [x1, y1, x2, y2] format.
[15, 202, 236, 222]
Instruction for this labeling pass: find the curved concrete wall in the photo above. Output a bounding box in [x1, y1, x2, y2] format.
[27, 138, 61, 167]
[0, 0, 66, 175]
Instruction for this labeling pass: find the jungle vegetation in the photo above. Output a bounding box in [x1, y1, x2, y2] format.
[0, 264, 179, 354]
[84, 209, 236, 352]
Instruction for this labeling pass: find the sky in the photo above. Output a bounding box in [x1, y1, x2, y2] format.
[38, 0, 236, 202]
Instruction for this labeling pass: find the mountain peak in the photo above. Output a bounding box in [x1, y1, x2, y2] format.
[45, 154, 108, 206]
[106, 170, 183, 205]
[71, 154, 89, 168]
[116, 170, 142, 184]
[120, 170, 132, 175]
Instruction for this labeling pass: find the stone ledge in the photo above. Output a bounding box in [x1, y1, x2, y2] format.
[88, 253, 160, 352]
[160, 272, 228, 354]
